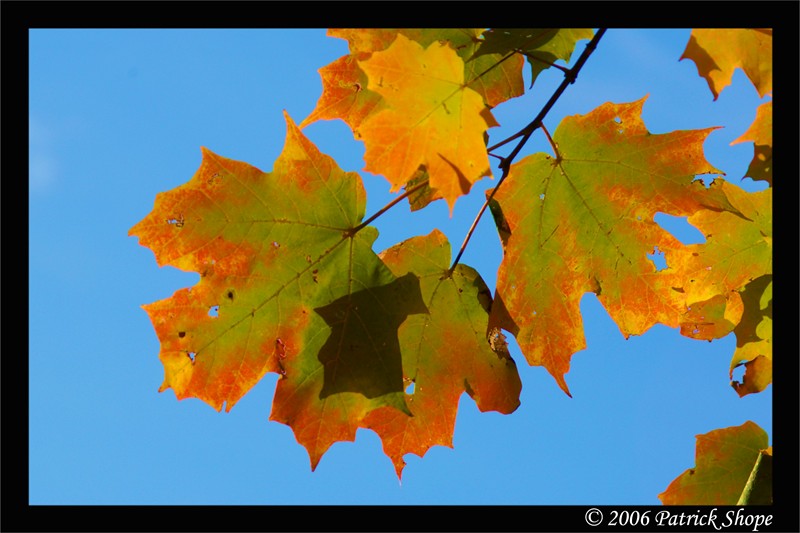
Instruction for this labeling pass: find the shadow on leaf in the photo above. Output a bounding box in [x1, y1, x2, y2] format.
[315, 272, 428, 400]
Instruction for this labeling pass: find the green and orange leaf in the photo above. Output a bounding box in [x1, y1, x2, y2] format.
[672, 181, 771, 310]
[489, 97, 738, 395]
[659, 421, 772, 505]
[666, 181, 771, 393]
[130, 112, 521, 475]
[680, 29, 772, 100]
[130, 112, 415, 466]
[366, 230, 521, 477]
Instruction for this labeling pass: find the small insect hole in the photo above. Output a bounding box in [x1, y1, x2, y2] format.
[167, 214, 185, 228]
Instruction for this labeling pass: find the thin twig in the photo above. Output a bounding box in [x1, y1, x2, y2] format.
[351, 180, 430, 234]
[450, 28, 607, 273]
[449, 169, 510, 274]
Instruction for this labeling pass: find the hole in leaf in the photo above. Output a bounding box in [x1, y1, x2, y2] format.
[692, 175, 714, 188]
[178, 331, 186, 338]
[208, 305, 219, 318]
[539, 193, 545, 200]
[647, 246, 668, 271]
[187, 352, 196, 363]
[167, 214, 185, 227]
[613, 116, 621, 123]
[226, 290, 235, 301]
[654, 213, 706, 245]
[405, 380, 415, 395]
[272, 241, 280, 249]
[731, 363, 746, 384]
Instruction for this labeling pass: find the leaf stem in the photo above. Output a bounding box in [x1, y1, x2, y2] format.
[450, 28, 607, 273]
[351, 180, 430, 234]
[449, 171, 510, 275]
[516, 50, 571, 76]
[540, 123, 561, 160]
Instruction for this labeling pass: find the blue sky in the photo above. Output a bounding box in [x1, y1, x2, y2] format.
[28, 28, 772, 506]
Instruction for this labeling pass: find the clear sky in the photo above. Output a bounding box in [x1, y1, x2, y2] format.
[29, 28, 772, 507]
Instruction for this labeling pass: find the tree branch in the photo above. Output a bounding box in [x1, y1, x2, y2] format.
[450, 28, 607, 273]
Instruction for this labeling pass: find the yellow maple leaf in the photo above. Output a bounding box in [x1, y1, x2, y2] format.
[357, 34, 498, 211]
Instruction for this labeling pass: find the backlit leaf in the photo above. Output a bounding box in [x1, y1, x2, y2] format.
[366, 230, 522, 477]
[130, 112, 522, 474]
[730, 275, 772, 397]
[303, 29, 524, 211]
[731, 101, 772, 186]
[130, 112, 423, 468]
[489, 97, 738, 394]
[659, 421, 771, 505]
[357, 34, 499, 211]
[680, 29, 772, 100]
[673, 183, 771, 363]
[303, 28, 523, 130]
[672, 181, 771, 308]
[475, 28, 594, 87]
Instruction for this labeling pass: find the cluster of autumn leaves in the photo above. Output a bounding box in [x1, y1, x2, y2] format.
[130, 29, 772, 502]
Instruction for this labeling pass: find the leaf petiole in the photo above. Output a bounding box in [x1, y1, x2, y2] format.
[351, 180, 431, 235]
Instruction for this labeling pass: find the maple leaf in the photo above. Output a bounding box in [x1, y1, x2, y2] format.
[302, 29, 524, 211]
[130, 112, 522, 474]
[488, 97, 739, 395]
[473, 28, 594, 87]
[356, 34, 499, 211]
[680, 29, 772, 101]
[302, 29, 523, 131]
[129, 112, 426, 461]
[672, 182, 771, 371]
[659, 421, 772, 505]
[731, 101, 772, 185]
[364, 230, 522, 477]
[673, 181, 772, 312]
[729, 275, 772, 397]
